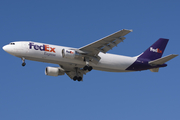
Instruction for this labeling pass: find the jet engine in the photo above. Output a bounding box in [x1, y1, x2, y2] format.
[45, 67, 65, 76]
[62, 49, 82, 59]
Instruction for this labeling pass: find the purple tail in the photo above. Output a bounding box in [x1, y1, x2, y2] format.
[138, 38, 169, 61]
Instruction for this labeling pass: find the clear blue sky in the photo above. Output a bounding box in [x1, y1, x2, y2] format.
[1, 0, 180, 120]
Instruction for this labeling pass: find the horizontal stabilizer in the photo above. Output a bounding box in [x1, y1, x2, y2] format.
[149, 54, 178, 65]
[150, 68, 159, 72]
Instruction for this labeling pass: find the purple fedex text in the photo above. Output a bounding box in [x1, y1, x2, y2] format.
[29, 42, 55, 53]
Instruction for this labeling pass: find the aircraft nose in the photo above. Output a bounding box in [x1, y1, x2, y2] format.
[2, 45, 7, 51]
[2, 45, 13, 54]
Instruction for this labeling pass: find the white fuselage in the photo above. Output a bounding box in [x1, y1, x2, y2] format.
[3, 41, 137, 72]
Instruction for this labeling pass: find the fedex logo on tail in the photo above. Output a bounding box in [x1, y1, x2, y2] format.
[29, 43, 56, 53]
[150, 47, 162, 53]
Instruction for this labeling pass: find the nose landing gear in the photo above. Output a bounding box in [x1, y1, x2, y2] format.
[21, 57, 26, 66]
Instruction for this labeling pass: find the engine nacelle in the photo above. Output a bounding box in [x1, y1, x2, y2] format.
[62, 49, 81, 59]
[45, 67, 65, 76]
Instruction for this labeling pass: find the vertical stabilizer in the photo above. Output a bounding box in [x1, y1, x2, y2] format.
[138, 38, 169, 60]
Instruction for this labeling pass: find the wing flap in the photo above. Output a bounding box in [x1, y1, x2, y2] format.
[149, 54, 178, 65]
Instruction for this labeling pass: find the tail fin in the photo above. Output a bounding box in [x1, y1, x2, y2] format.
[138, 38, 169, 60]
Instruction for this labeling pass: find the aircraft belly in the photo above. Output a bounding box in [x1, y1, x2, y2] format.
[24, 55, 135, 72]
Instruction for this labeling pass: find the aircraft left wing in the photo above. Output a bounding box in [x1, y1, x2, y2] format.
[79, 29, 132, 56]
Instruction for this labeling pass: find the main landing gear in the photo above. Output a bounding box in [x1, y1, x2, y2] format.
[73, 76, 82, 81]
[83, 65, 93, 71]
[21, 57, 26, 66]
[73, 67, 82, 81]
[73, 58, 94, 82]
[83, 57, 93, 71]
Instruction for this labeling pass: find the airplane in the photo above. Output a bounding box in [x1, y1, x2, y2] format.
[2, 29, 178, 81]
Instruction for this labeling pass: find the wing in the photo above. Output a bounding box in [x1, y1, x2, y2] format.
[59, 29, 132, 80]
[79, 29, 132, 56]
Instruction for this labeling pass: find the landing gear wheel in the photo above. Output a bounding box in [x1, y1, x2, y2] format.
[22, 62, 26, 66]
[77, 77, 82, 81]
[88, 66, 93, 71]
[83, 65, 88, 70]
[73, 76, 78, 81]
[83, 65, 93, 71]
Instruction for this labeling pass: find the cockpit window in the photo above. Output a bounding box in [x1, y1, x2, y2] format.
[9, 43, 15, 45]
